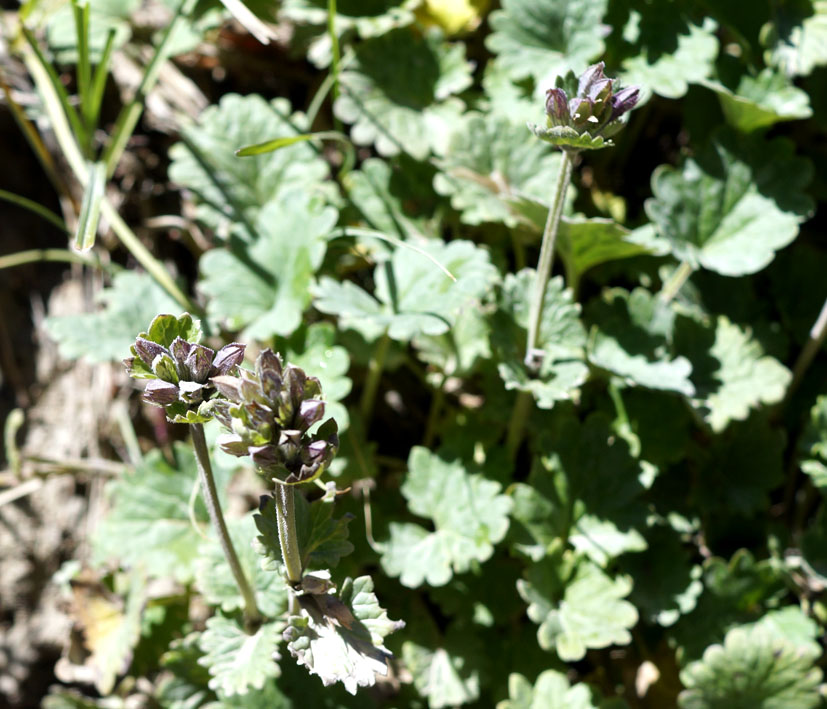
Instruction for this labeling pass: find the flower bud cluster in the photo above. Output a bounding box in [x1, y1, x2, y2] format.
[124, 313, 245, 423]
[211, 349, 339, 485]
[529, 62, 639, 150]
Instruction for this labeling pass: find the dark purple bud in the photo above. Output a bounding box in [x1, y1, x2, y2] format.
[609, 86, 640, 121]
[143, 379, 178, 406]
[134, 338, 168, 368]
[257, 349, 284, 398]
[212, 400, 233, 428]
[577, 62, 606, 97]
[185, 343, 215, 383]
[169, 337, 192, 365]
[211, 343, 246, 376]
[586, 77, 612, 103]
[545, 88, 570, 125]
[297, 400, 325, 432]
[245, 401, 274, 433]
[302, 376, 322, 402]
[212, 375, 244, 400]
[250, 444, 281, 469]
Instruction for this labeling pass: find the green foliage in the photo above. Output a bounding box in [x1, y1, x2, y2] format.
[198, 191, 337, 340]
[645, 136, 811, 276]
[45, 271, 179, 362]
[284, 575, 404, 694]
[198, 616, 284, 696]
[434, 114, 567, 227]
[678, 624, 823, 708]
[492, 271, 588, 408]
[93, 444, 230, 583]
[381, 447, 512, 587]
[486, 0, 607, 87]
[20, 0, 827, 705]
[518, 555, 638, 661]
[168, 94, 331, 239]
[315, 238, 498, 341]
[333, 28, 472, 159]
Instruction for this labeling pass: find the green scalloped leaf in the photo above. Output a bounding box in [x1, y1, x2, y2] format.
[490, 270, 589, 409]
[168, 94, 331, 239]
[380, 447, 512, 587]
[678, 316, 790, 432]
[93, 444, 230, 583]
[402, 624, 485, 708]
[678, 624, 822, 708]
[763, 0, 827, 77]
[498, 669, 604, 709]
[618, 14, 719, 100]
[645, 135, 812, 277]
[433, 114, 568, 227]
[198, 616, 284, 697]
[284, 575, 404, 695]
[343, 155, 441, 239]
[510, 413, 647, 565]
[44, 271, 180, 363]
[196, 516, 289, 619]
[705, 69, 812, 133]
[198, 191, 337, 341]
[314, 238, 498, 342]
[333, 28, 472, 159]
[518, 556, 638, 661]
[586, 288, 695, 396]
[486, 0, 608, 87]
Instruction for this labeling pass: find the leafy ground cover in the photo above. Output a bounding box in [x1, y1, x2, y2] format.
[1, 0, 827, 707]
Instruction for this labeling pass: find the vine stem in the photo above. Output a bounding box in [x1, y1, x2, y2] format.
[524, 149, 575, 368]
[190, 424, 261, 629]
[275, 483, 303, 584]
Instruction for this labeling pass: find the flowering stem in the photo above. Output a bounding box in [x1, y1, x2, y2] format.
[190, 424, 261, 629]
[275, 484, 303, 584]
[524, 149, 575, 368]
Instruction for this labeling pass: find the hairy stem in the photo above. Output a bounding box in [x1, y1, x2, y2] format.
[190, 424, 261, 628]
[525, 149, 574, 368]
[275, 484, 303, 584]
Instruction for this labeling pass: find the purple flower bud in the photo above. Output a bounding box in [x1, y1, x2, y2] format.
[185, 343, 215, 383]
[577, 62, 606, 97]
[250, 444, 281, 469]
[169, 337, 192, 365]
[609, 86, 640, 121]
[134, 338, 168, 368]
[143, 379, 179, 406]
[211, 343, 246, 376]
[212, 375, 244, 400]
[297, 400, 325, 432]
[545, 88, 570, 125]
